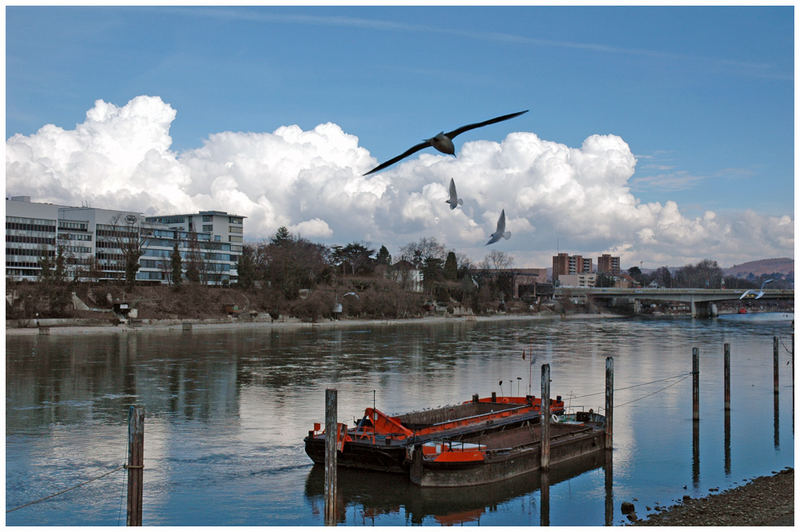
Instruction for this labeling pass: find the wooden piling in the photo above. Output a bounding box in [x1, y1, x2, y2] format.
[126, 405, 144, 527]
[324, 389, 338, 526]
[605, 357, 614, 450]
[540, 364, 550, 471]
[773, 336, 779, 396]
[723, 343, 731, 411]
[692, 348, 699, 422]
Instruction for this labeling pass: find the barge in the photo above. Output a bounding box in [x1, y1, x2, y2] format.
[304, 394, 565, 473]
[409, 410, 606, 487]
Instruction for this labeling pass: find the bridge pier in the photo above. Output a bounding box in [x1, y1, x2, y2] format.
[691, 301, 718, 319]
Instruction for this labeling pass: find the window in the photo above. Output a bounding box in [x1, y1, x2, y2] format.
[203, 224, 213, 233]
[228, 235, 242, 243]
[202, 215, 213, 222]
[228, 226, 243, 234]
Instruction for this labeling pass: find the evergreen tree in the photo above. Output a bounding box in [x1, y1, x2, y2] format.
[376, 245, 391, 266]
[444, 251, 458, 281]
[271, 226, 292, 246]
[171, 240, 183, 288]
[237, 244, 257, 290]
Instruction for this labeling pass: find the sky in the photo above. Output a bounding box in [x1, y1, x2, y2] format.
[4, 5, 795, 269]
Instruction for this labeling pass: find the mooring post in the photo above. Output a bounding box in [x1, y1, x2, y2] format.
[126, 405, 144, 527]
[605, 357, 613, 450]
[324, 389, 338, 526]
[541, 364, 550, 471]
[773, 336, 780, 396]
[692, 348, 699, 421]
[723, 343, 731, 411]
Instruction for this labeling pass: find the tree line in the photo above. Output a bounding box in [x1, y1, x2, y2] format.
[597, 259, 793, 290]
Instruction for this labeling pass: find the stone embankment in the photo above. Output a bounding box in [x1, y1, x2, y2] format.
[631, 467, 793, 526]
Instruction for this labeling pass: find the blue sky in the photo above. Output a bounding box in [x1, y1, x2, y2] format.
[5, 5, 794, 268]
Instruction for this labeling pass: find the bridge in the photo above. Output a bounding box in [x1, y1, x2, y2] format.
[553, 287, 794, 318]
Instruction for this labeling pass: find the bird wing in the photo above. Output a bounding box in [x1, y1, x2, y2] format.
[495, 209, 506, 232]
[444, 110, 529, 140]
[449, 178, 457, 200]
[363, 140, 431, 175]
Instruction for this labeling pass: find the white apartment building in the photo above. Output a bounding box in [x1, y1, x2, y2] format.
[557, 273, 597, 288]
[6, 197, 244, 285]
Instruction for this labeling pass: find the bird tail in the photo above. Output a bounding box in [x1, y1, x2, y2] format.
[503, 232, 511, 240]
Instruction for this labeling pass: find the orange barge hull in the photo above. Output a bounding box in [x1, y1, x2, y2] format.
[304, 395, 565, 473]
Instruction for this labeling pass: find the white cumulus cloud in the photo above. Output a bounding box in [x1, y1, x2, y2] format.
[5, 95, 793, 268]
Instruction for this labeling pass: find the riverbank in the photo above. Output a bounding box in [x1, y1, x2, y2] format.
[5, 311, 626, 336]
[631, 467, 794, 526]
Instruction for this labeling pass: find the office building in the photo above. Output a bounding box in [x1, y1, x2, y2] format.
[6, 196, 244, 285]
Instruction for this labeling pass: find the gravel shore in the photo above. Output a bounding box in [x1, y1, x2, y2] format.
[631, 467, 794, 526]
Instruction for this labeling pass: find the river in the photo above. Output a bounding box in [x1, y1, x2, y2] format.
[5, 314, 794, 525]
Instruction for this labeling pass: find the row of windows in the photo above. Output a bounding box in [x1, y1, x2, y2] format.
[141, 248, 232, 261]
[7, 262, 41, 269]
[6, 248, 55, 257]
[97, 228, 138, 239]
[8, 216, 56, 226]
[6, 235, 55, 245]
[229, 226, 243, 234]
[229, 217, 243, 224]
[62, 245, 92, 254]
[59, 232, 93, 241]
[6, 221, 56, 233]
[145, 215, 186, 224]
[58, 220, 88, 231]
[229, 235, 243, 243]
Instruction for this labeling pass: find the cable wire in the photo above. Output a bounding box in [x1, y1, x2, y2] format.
[567, 372, 693, 401]
[7, 464, 126, 514]
[615, 374, 692, 408]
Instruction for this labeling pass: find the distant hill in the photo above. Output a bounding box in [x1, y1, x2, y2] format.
[723, 258, 794, 278]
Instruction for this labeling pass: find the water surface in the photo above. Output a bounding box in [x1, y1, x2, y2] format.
[6, 316, 794, 525]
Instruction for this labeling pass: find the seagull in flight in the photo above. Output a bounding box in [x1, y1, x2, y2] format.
[486, 209, 511, 245]
[363, 110, 529, 175]
[739, 278, 774, 300]
[445, 178, 463, 210]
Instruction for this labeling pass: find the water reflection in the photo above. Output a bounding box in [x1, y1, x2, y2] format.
[304, 451, 605, 526]
[724, 410, 731, 476]
[773, 392, 780, 449]
[604, 450, 613, 526]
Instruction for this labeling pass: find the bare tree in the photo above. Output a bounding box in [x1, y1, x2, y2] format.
[108, 214, 147, 290]
[400, 237, 446, 268]
[480, 250, 514, 270]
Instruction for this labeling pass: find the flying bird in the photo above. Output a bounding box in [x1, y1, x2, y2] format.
[739, 278, 774, 300]
[445, 178, 463, 210]
[363, 110, 529, 175]
[486, 209, 511, 245]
